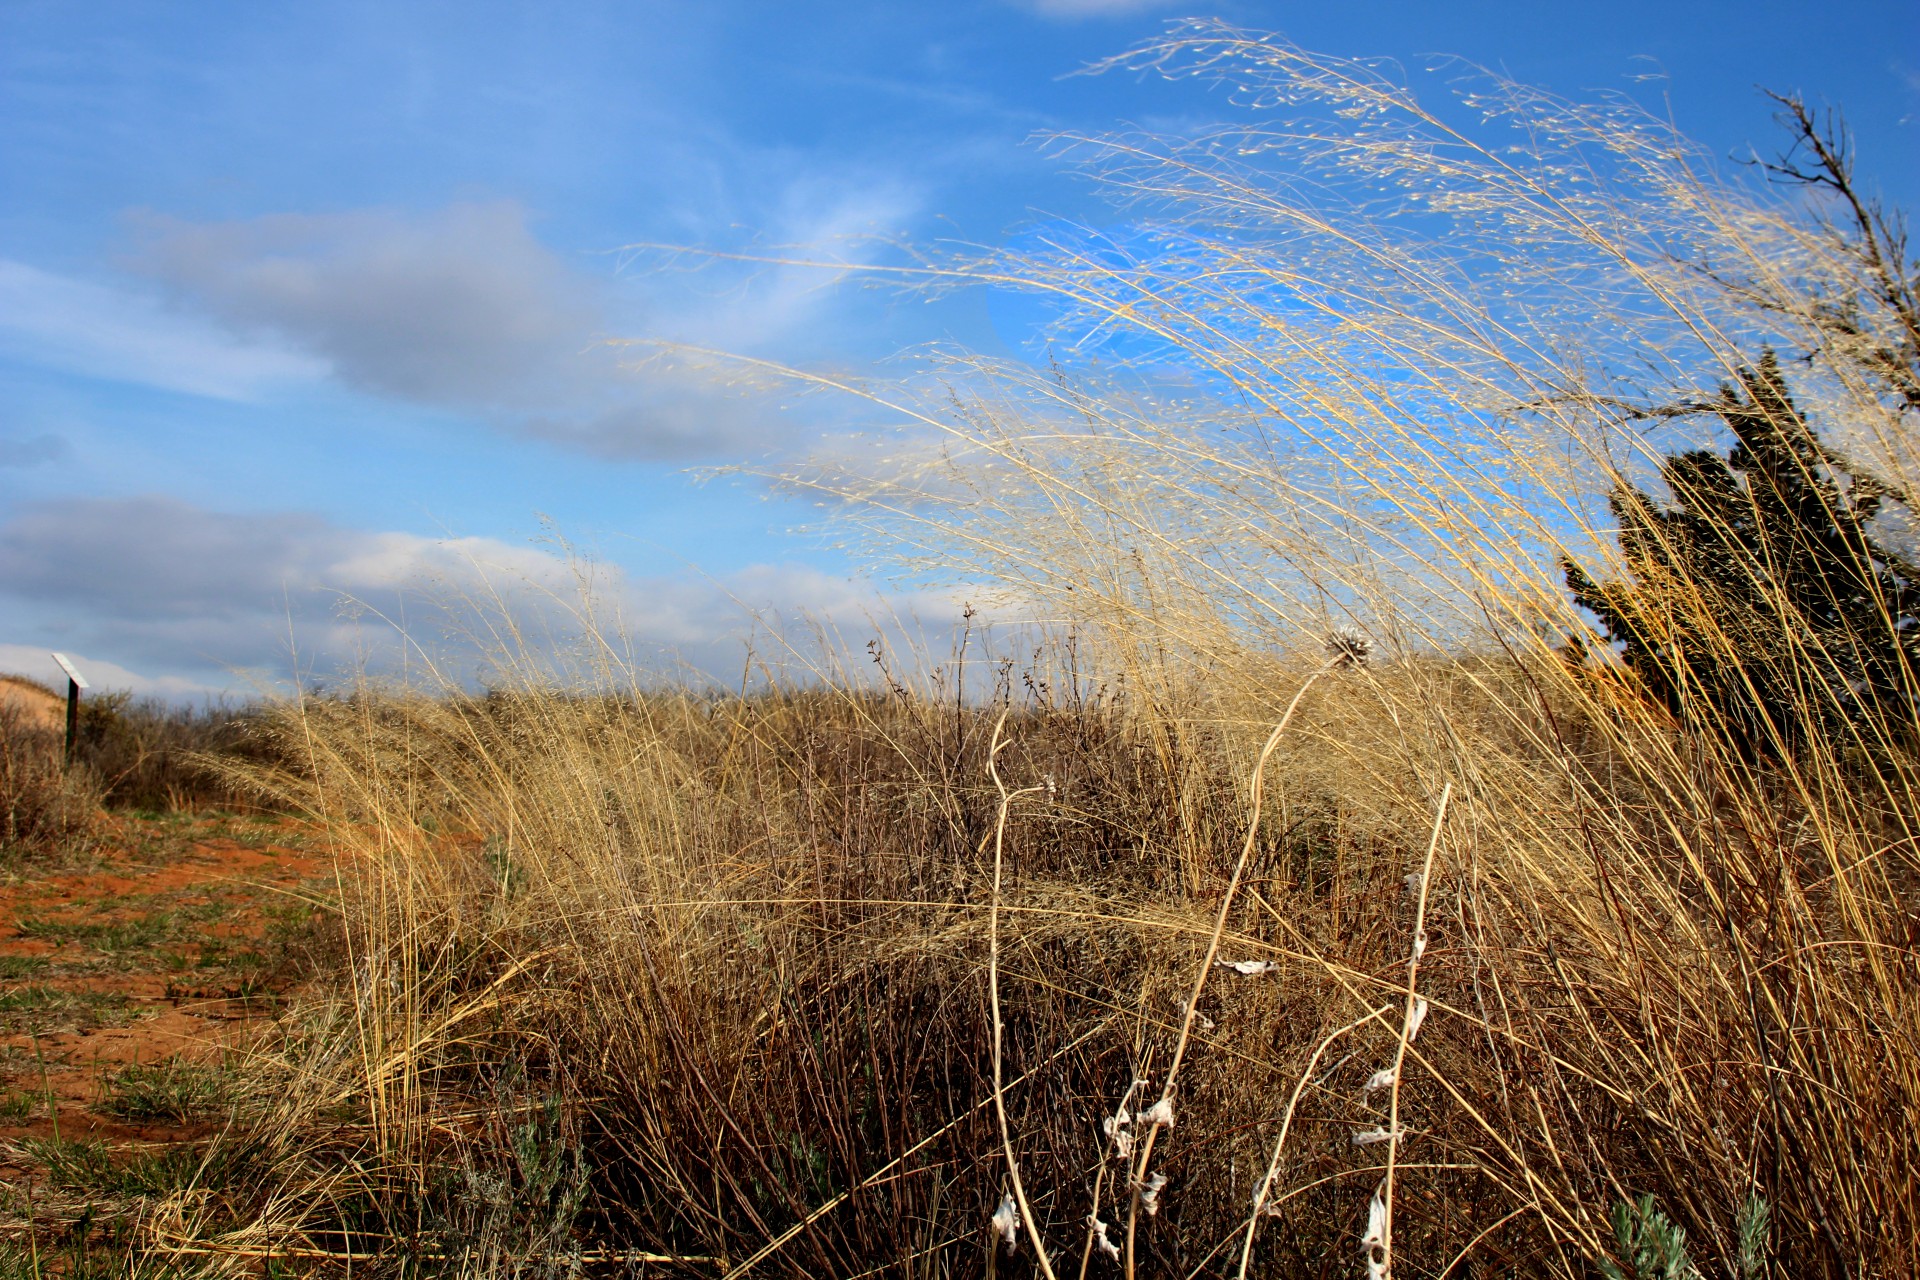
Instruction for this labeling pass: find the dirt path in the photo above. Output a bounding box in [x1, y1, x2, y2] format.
[0, 813, 332, 1158]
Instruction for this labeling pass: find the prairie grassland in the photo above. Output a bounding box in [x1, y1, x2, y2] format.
[196, 622, 1897, 1278]
[7, 25, 1917, 1278]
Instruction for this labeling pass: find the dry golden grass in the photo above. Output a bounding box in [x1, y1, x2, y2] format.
[10, 26, 1914, 1278]
[88, 621, 1898, 1276]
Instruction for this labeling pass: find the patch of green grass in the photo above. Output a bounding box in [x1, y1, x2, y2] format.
[226, 824, 283, 849]
[0, 955, 48, 979]
[98, 1060, 237, 1125]
[20, 1135, 118, 1187]
[12, 912, 181, 955]
[261, 898, 314, 926]
[21, 1134, 258, 1196]
[160, 938, 270, 974]
[0, 1240, 225, 1280]
[0, 1090, 37, 1122]
[0, 984, 139, 1030]
[225, 945, 269, 971]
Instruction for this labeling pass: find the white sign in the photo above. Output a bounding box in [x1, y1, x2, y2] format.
[50, 652, 89, 690]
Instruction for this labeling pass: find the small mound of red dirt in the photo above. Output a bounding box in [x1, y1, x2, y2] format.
[0, 674, 65, 734]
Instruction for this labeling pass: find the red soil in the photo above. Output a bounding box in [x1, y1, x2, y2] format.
[0, 815, 331, 1155]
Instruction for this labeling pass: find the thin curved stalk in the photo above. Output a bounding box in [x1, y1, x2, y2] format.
[1125, 654, 1345, 1279]
[1380, 781, 1453, 1279]
[1234, 1004, 1395, 1278]
[988, 711, 1057, 1278]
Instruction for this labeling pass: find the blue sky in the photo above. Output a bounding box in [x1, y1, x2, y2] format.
[2, 0, 1915, 696]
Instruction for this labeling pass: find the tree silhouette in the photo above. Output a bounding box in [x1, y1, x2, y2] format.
[1565, 353, 1919, 754]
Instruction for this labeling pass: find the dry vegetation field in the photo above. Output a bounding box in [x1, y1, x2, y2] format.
[2, 27, 1916, 1279]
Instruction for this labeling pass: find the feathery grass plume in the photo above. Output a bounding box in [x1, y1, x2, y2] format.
[763, 21, 1917, 1277]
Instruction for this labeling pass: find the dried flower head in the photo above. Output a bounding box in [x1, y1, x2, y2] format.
[1352, 1125, 1406, 1147]
[1144, 1095, 1176, 1129]
[1405, 996, 1430, 1043]
[1174, 997, 1216, 1031]
[1326, 628, 1373, 667]
[1363, 1189, 1389, 1280]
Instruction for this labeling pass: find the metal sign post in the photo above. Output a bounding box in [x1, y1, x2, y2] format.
[51, 653, 88, 768]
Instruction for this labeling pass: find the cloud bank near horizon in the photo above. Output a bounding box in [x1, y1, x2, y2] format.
[0, 494, 967, 699]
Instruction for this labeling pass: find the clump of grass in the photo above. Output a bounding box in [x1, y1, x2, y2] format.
[21, 1134, 258, 1197]
[0, 985, 139, 1032]
[98, 1061, 238, 1125]
[73, 692, 281, 815]
[0, 699, 101, 862]
[13, 912, 183, 955]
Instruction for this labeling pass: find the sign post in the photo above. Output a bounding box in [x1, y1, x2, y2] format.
[51, 653, 88, 769]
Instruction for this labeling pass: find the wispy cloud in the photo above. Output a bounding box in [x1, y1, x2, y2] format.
[0, 259, 328, 399]
[1015, 0, 1182, 20]
[635, 174, 923, 352]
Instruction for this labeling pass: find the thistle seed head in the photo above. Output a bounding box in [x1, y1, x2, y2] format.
[1326, 628, 1373, 667]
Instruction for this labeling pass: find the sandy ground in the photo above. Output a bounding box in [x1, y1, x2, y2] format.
[0, 677, 64, 736]
[0, 813, 331, 1158]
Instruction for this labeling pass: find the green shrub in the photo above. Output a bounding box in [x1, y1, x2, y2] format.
[1566, 353, 1919, 757]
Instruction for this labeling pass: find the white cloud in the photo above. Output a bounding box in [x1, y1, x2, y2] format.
[0, 645, 223, 701]
[129, 202, 600, 410]
[0, 259, 328, 400]
[0, 496, 964, 695]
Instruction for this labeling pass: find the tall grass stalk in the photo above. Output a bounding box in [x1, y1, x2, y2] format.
[986, 712, 1059, 1276]
[1122, 648, 1346, 1277]
[1380, 781, 1452, 1279]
